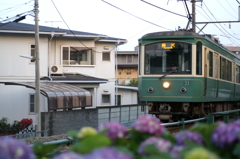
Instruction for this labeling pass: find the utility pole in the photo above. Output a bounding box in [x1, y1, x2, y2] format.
[191, 0, 196, 33]
[34, 0, 41, 134]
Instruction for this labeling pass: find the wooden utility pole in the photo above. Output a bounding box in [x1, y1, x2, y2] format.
[34, 0, 41, 134]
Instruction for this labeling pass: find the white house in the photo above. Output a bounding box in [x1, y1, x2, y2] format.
[0, 22, 138, 126]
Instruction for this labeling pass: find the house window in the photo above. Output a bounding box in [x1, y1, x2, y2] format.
[126, 72, 131, 75]
[29, 94, 35, 113]
[62, 46, 93, 65]
[30, 45, 35, 62]
[102, 52, 110, 61]
[102, 94, 110, 104]
[115, 95, 121, 105]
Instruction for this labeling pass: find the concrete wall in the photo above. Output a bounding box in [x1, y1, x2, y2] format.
[41, 109, 98, 135]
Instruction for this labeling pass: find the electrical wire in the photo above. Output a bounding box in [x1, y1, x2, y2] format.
[0, 10, 33, 23]
[216, 0, 237, 19]
[50, 0, 104, 53]
[140, 0, 187, 18]
[202, 2, 240, 46]
[225, 0, 238, 14]
[0, 0, 33, 13]
[101, 0, 173, 31]
[126, 3, 180, 41]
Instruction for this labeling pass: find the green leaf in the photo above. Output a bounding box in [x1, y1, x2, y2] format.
[69, 133, 111, 154]
[189, 123, 218, 148]
[33, 141, 56, 159]
[67, 130, 79, 139]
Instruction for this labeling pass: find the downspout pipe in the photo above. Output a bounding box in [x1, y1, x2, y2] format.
[48, 32, 54, 81]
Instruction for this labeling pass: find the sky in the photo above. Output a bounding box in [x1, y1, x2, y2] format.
[0, 0, 240, 51]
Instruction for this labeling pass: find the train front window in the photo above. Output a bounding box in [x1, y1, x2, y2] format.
[144, 42, 192, 75]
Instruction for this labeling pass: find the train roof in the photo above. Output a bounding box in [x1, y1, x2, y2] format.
[142, 31, 200, 38]
[141, 31, 240, 59]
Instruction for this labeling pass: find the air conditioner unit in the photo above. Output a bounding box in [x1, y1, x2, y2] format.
[50, 65, 63, 74]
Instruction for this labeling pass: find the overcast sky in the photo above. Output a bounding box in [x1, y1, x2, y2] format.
[0, 0, 239, 51]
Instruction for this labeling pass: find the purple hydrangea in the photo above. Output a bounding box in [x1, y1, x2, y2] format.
[232, 119, 240, 127]
[84, 147, 133, 159]
[211, 122, 240, 148]
[138, 137, 172, 155]
[175, 131, 204, 146]
[53, 152, 84, 159]
[170, 145, 184, 159]
[98, 121, 128, 140]
[0, 137, 35, 159]
[131, 115, 165, 136]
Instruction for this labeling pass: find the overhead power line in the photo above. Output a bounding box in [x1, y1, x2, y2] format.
[101, 0, 173, 31]
[141, 0, 187, 18]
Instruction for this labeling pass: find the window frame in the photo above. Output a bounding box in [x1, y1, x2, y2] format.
[102, 94, 111, 104]
[30, 44, 35, 63]
[61, 46, 93, 66]
[102, 52, 111, 61]
[29, 94, 35, 114]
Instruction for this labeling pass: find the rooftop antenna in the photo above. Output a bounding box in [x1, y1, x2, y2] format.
[45, 21, 62, 27]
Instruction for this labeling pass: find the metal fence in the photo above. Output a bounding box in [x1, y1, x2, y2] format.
[97, 104, 148, 126]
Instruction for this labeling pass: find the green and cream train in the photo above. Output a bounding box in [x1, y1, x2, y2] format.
[138, 31, 240, 121]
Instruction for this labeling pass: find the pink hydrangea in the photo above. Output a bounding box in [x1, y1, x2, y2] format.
[98, 121, 128, 140]
[131, 115, 165, 136]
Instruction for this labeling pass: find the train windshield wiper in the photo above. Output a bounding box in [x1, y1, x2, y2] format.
[159, 71, 173, 80]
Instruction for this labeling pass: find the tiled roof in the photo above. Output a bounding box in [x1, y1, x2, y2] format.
[40, 73, 108, 83]
[0, 22, 126, 41]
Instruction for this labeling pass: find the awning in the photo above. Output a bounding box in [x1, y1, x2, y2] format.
[1, 82, 92, 111]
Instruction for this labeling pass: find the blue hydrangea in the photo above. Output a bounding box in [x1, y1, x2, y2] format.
[52, 152, 84, 159]
[211, 122, 240, 148]
[0, 137, 35, 159]
[131, 115, 165, 136]
[84, 147, 133, 159]
[138, 137, 172, 155]
[98, 121, 128, 140]
[175, 130, 204, 146]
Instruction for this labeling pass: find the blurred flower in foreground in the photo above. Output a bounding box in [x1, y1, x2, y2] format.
[211, 122, 240, 148]
[131, 115, 165, 136]
[78, 127, 97, 139]
[0, 137, 34, 159]
[138, 137, 172, 155]
[84, 147, 133, 159]
[184, 147, 219, 159]
[171, 145, 184, 159]
[175, 130, 204, 146]
[98, 121, 127, 140]
[53, 152, 84, 159]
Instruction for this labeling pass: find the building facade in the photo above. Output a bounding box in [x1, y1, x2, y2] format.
[0, 22, 138, 126]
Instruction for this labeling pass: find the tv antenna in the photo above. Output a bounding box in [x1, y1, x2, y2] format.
[45, 21, 62, 27]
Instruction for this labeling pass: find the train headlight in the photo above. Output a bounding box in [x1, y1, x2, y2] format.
[163, 81, 170, 89]
[148, 87, 154, 92]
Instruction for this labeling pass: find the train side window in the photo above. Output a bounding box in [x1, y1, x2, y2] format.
[196, 42, 202, 75]
[209, 51, 213, 77]
[220, 57, 232, 81]
[236, 65, 240, 83]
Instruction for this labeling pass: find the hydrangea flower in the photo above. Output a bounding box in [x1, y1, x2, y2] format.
[131, 115, 165, 136]
[78, 127, 97, 139]
[170, 145, 184, 159]
[98, 121, 127, 140]
[52, 152, 84, 159]
[175, 130, 204, 146]
[184, 147, 219, 159]
[211, 122, 240, 148]
[138, 137, 172, 155]
[84, 147, 133, 159]
[0, 137, 35, 159]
